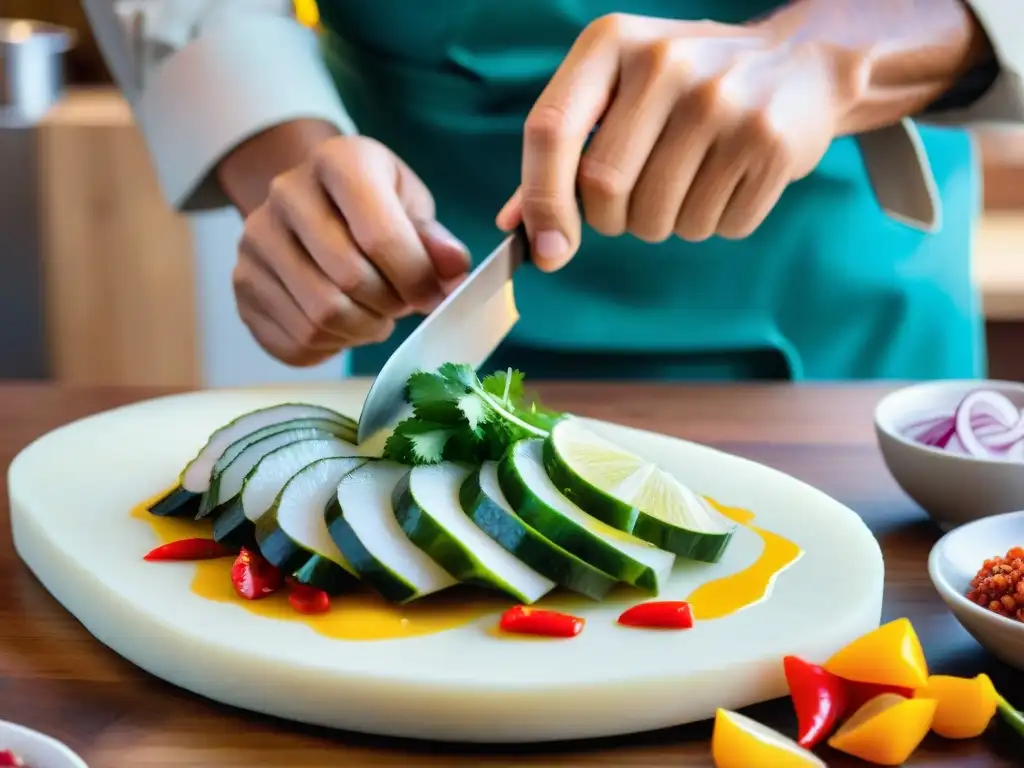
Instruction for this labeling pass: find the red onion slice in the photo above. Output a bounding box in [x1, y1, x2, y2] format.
[954, 391, 1021, 459]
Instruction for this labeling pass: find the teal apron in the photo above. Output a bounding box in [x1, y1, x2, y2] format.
[315, 0, 984, 381]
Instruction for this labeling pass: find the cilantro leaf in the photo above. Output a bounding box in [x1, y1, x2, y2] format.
[382, 420, 457, 464]
[481, 368, 525, 404]
[383, 364, 566, 467]
[404, 370, 465, 424]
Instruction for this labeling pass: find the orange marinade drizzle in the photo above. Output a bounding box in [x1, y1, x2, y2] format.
[133, 489, 803, 640]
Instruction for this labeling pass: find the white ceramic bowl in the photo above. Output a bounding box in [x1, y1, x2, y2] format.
[0, 719, 87, 768]
[875, 379, 1024, 531]
[928, 510, 1024, 671]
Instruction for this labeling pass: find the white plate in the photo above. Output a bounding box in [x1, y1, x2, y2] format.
[8, 381, 884, 743]
[0, 719, 88, 768]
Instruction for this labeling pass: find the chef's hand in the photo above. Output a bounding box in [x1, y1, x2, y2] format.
[231, 134, 470, 366]
[496, 13, 845, 270]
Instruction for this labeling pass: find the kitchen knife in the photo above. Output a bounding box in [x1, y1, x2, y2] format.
[355, 224, 531, 444]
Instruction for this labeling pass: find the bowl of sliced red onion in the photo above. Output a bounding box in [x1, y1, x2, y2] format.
[875, 380, 1024, 530]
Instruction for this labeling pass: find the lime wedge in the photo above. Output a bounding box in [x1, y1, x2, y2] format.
[545, 418, 735, 562]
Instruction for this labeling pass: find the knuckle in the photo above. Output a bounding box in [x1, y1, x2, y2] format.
[687, 80, 725, 118]
[359, 229, 406, 264]
[737, 111, 777, 147]
[332, 264, 366, 296]
[524, 103, 571, 151]
[311, 137, 350, 178]
[577, 156, 632, 201]
[266, 175, 298, 218]
[638, 39, 685, 78]
[520, 193, 572, 234]
[238, 221, 267, 263]
[589, 13, 631, 41]
[231, 264, 253, 301]
[306, 294, 344, 334]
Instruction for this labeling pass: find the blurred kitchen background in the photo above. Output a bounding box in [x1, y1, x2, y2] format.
[1, 1, 1023, 389]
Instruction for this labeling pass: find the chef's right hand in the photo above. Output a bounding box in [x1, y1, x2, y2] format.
[231, 135, 470, 366]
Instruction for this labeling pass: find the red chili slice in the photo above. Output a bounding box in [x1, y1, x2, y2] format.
[230, 547, 284, 600]
[287, 581, 331, 614]
[498, 605, 584, 638]
[783, 655, 849, 748]
[144, 538, 235, 561]
[617, 601, 694, 629]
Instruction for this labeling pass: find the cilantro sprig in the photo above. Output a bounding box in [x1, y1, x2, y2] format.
[382, 363, 564, 465]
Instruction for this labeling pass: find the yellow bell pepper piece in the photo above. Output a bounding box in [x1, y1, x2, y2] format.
[828, 693, 936, 765]
[824, 618, 928, 689]
[914, 673, 999, 739]
[711, 709, 826, 768]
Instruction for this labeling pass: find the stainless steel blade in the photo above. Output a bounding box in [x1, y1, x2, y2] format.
[355, 228, 528, 444]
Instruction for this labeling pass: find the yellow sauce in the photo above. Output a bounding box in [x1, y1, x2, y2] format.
[686, 499, 804, 620]
[134, 488, 802, 640]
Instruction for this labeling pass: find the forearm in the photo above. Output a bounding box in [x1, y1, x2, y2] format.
[216, 119, 341, 216]
[757, 0, 995, 135]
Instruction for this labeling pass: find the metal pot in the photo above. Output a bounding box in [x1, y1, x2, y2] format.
[0, 19, 76, 127]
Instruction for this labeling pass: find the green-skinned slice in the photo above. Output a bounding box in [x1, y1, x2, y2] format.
[394, 462, 555, 604]
[212, 437, 364, 547]
[254, 455, 367, 593]
[199, 427, 342, 519]
[545, 418, 735, 562]
[460, 462, 617, 600]
[147, 486, 201, 518]
[326, 461, 456, 604]
[181, 403, 353, 492]
[200, 417, 356, 517]
[498, 439, 675, 594]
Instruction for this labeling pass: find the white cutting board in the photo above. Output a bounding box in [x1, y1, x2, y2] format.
[8, 381, 884, 743]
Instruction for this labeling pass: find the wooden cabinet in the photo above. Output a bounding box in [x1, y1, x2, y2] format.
[38, 90, 199, 387]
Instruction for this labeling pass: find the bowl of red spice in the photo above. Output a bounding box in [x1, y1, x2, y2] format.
[928, 510, 1024, 671]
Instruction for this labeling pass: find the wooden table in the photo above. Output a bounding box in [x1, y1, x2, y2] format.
[1, 383, 1022, 767]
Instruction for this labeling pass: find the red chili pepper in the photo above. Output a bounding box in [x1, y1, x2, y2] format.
[144, 537, 234, 561]
[783, 655, 849, 749]
[230, 547, 284, 600]
[0, 750, 24, 767]
[845, 680, 915, 712]
[617, 601, 694, 629]
[498, 605, 584, 638]
[287, 581, 331, 614]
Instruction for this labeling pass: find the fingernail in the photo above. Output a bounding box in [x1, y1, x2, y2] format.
[421, 220, 468, 254]
[534, 230, 570, 264]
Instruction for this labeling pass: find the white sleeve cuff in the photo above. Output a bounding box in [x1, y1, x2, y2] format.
[919, 0, 1024, 126]
[136, 15, 356, 212]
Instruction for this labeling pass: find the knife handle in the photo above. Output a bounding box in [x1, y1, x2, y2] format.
[513, 221, 533, 266]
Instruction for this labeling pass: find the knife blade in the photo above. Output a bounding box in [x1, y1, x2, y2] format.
[355, 224, 531, 444]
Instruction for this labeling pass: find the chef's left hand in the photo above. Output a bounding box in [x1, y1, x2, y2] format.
[496, 13, 852, 270]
